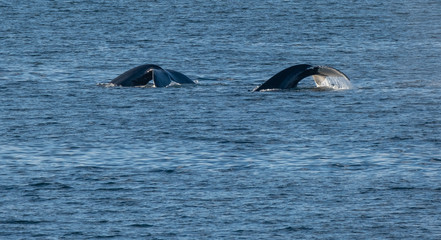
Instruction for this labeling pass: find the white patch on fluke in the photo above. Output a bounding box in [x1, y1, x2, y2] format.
[316, 76, 353, 90]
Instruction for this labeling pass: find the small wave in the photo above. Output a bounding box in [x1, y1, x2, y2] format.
[0, 219, 46, 225]
[279, 226, 314, 232]
[95, 187, 126, 191]
[149, 168, 178, 174]
[130, 223, 154, 228]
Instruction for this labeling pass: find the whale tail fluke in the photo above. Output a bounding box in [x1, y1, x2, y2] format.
[110, 64, 194, 87]
[252, 64, 314, 92]
[253, 64, 350, 92]
[110, 63, 348, 90]
[151, 69, 172, 87]
[165, 69, 195, 84]
[312, 66, 352, 89]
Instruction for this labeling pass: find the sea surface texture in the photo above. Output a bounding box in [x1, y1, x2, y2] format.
[1, 0, 440, 239]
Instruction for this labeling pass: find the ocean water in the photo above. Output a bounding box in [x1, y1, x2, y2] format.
[1, 0, 440, 239]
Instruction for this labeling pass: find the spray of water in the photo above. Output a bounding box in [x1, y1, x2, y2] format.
[316, 76, 353, 90]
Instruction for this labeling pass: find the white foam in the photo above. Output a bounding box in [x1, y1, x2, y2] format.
[96, 83, 117, 87]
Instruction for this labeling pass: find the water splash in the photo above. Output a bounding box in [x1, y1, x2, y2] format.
[96, 83, 117, 88]
[316, 76, 353, 90]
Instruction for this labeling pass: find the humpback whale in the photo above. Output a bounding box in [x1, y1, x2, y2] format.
[253, 64, 350, 91]
[110, 64, 195, 87]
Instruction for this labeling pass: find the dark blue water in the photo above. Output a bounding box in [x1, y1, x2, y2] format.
[1, 0, 440, 239]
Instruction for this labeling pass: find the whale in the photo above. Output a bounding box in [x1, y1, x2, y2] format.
[110, 64, 194, 87]
[253, 64, 350, 91]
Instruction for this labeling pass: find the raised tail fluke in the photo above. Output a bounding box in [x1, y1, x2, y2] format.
[253, 64, 350, 91]
[311, 66, 350, 88]
[165, 69, 195, 84]
[152, 69, 172, 87]
[110, 64, 194, 87]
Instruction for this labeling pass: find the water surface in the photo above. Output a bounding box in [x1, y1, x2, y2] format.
[1, 0, 440, 239]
